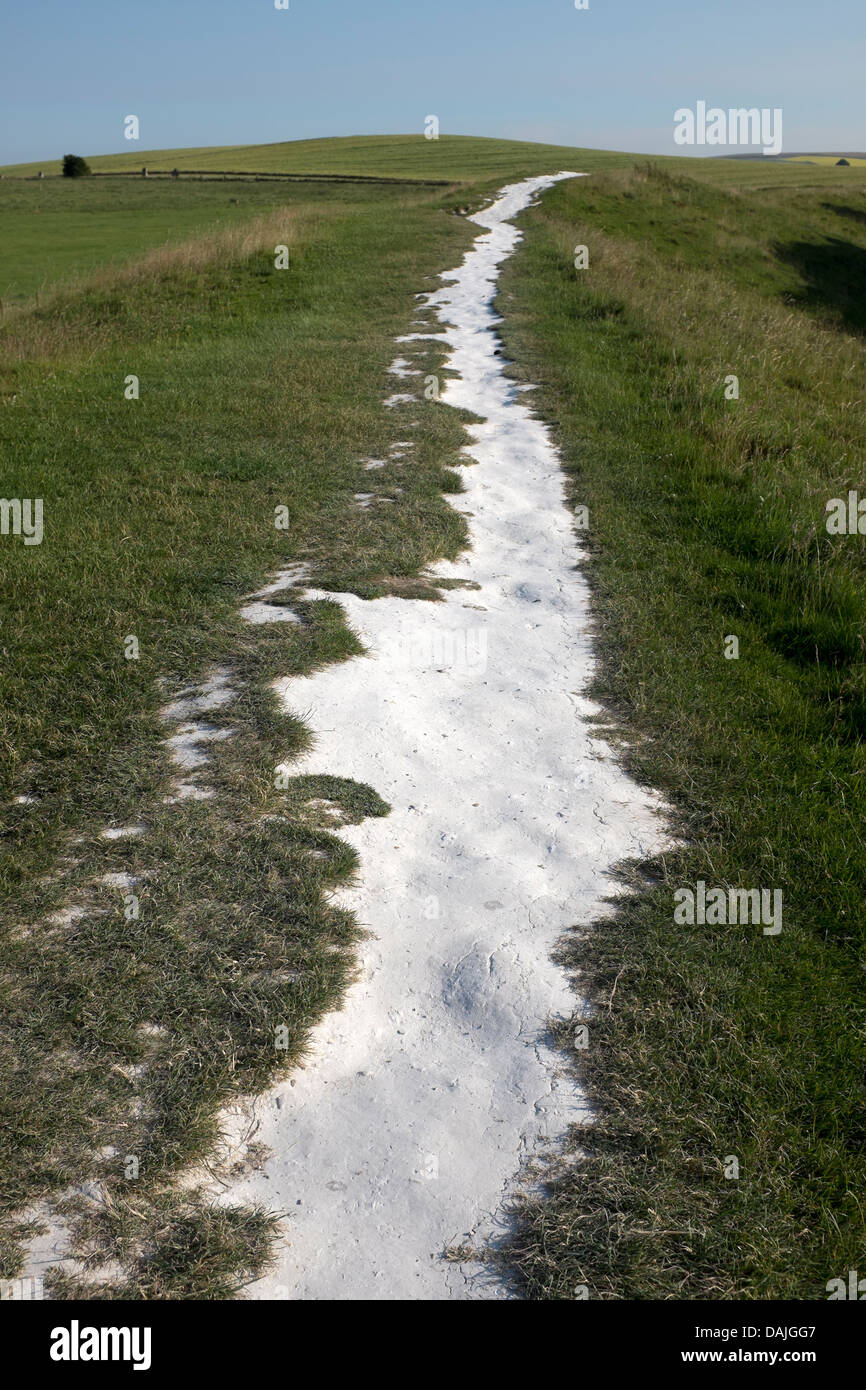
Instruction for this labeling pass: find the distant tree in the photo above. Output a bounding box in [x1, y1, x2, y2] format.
[62, 154, 91, 178]
[836, 158, 851, 167]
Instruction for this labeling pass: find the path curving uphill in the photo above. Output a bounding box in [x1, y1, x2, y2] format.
[233, 174, 668, 1300]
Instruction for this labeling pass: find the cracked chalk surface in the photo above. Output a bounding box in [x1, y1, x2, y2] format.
[230, 173, 669, 1300]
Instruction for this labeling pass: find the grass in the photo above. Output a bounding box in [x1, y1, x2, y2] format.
[495, 160, 866, 1299]
[0, 169, 483, 1295]
[0, 176, 433, 309]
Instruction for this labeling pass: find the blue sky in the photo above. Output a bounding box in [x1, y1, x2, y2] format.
[1, 0, 862, 164]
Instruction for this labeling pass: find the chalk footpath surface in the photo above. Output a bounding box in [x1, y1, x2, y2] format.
[232, 174, 668, 1300]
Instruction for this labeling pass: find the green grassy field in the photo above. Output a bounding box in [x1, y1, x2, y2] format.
[1, 134, 864, 1299]
[497, 161, 866, 1299]
[0, 178, 333, 307]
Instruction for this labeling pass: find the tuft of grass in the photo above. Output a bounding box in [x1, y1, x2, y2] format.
[47, 1194, 280, 1301]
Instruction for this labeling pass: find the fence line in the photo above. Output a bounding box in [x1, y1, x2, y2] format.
[2, 169, 453, 187]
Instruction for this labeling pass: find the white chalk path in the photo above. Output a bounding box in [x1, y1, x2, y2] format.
[231, 173, 669, 1300]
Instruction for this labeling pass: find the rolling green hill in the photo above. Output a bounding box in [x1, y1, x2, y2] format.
[1, 133, 624, 181]
[4, 131, 862, 190]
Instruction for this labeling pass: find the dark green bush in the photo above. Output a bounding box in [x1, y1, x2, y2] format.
[62, 153, 91, 178]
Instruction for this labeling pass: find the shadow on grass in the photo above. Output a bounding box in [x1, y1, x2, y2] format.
[821, 202, 866, 227]
[775, 234, 866, 334]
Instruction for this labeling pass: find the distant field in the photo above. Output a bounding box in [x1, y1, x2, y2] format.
[0, 177, 387, 308]
[782, 155, 866, 166]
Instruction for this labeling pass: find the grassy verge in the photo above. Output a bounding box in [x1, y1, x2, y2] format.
[497, 162, 866, 1299]
[0, 175, 481, 1295]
